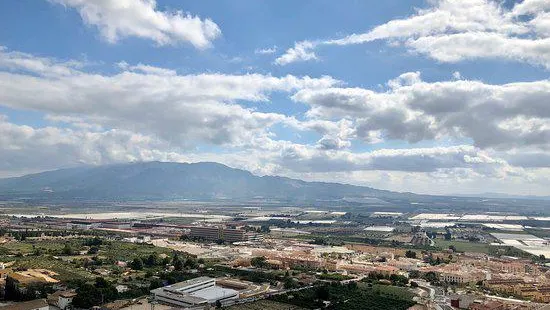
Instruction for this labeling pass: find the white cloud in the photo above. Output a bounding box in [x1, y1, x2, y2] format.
[49, 0, 221, 48]
[0, 113, 515, 176]
[0, 46, 83, 77]
[254, 46, 277, 55]
[1, 47, 549, 195]
[275, 41, 318, 65]
[511, 0, 550, 16]
[406, 33, 550, 67]
[276, 0, 550, 68]
[117, 61, 176, 76]
[0, 47, 338, 148]
[0, 115, 172, 172]
[293, 73, 550, 149]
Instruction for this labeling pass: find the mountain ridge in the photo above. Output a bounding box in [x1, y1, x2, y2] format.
[0, 161, 397, 202]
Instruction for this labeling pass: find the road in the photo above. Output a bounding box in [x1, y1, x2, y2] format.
[415, 280, 451, 310]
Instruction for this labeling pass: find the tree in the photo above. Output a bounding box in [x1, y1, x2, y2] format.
[72, 278, 118, 308]
[315, 286, 330, 300]
[405, 250, 417, 259]
[215, 300, 222, 309]
[423, 271, 438, 283]
[283, 277, 298, 289]
[172, 255, 184, 271]
[85, 236, 103, 246]
[72, 284, 102, 308]
[88, 246, 99, 254]
[409, 270, 420, 279]
[130, 257, 144, 270]
[251, 256, 268, 268]
[145, 253, 158, 267]
[149, 278, 164, 290]
[62, 243, 74, 255]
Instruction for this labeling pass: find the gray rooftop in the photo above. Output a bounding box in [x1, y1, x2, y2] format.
[189, 286, 239, 302]
[164, 276, 214, 291]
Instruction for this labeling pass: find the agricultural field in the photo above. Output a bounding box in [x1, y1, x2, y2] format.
[433, 239, 492, 254]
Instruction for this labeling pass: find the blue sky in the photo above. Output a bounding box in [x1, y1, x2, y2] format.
[0, 0, 549, 195]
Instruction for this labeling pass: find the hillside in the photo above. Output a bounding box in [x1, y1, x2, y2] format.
[0, 161, 396, 202]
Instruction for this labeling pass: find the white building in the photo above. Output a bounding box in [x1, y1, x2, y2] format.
[151, 277, 239, 308]
[48, 290, 77, 310]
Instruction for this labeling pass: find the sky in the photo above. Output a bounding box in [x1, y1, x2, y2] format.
[0, 0, 549, 196]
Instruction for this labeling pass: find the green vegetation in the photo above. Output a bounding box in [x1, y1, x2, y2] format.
[270, 282, 415, 310]
[435, 237, 537, 259]
[71, 277, 119, 309]
[251, 256, 269, 268]
[404, 250, 417, 258]
[434, 239, 491, 254]
[362, 272, 409, 287]
[318, 273, 353, 281]
[228, 300, 306, 310]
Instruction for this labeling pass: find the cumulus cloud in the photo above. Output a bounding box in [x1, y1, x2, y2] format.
[275, 41, 318, 65]
[49, 0, 221, 48]
[293, 73, 550, 149]
[276, 0, 550, 68]
[0, 115, 172, 172]
[0, 48, 338, 148]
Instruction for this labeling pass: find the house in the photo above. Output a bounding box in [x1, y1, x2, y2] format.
[47, 290, 77, 310]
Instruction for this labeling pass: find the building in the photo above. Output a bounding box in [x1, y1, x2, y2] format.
[47, 290, 77, 310]
[100, 221, 132, 229]
[151, 277, 239, 308]
[221, 228, 246, 243]
[3, 299, 49, 310]
[189, 226, 252, 243]
[66, 220, 101, 230]
[189, 226, 221, 241]
[439, 270, 485, 285]
[449, 294, 475, 309]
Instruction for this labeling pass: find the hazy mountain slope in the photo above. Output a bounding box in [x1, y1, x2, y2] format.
[0, 161, 395, 201]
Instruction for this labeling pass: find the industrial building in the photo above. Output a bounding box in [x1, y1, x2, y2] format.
[189, 226, 221, 241]
[150, 277, 239, 308]
[189, 225, 260, 243]
[221, 228, 246, 243]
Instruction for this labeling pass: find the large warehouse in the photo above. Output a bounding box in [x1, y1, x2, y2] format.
[151, 277, 239, 308]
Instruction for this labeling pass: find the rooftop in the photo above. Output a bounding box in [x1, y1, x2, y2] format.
[3, 299, 48, 310]
[189, 285, 239, 301]
[164, 276, 214, 291]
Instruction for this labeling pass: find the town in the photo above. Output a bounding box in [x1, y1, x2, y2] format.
[1, 205, 550, 310]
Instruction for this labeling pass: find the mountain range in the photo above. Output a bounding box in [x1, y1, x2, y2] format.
[0, 161, 398, 202]
[0, 162, 547, 211]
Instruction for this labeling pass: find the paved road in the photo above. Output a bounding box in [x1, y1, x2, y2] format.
[415, 280, 451, 310]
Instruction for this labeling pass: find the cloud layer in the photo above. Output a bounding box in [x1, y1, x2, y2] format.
[0, 45, 548, 194]
[276, 0, 550, 68]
